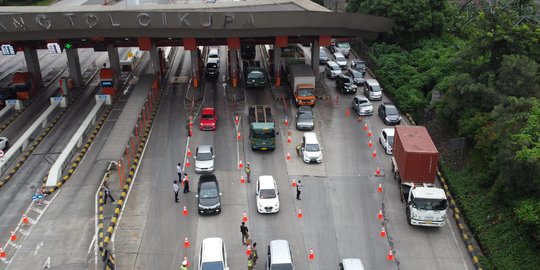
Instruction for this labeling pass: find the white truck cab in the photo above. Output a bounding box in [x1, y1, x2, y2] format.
[404, 184, 448, 227]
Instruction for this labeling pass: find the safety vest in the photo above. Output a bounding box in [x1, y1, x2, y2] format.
[180, 266, 188, 270]
[247, 259, 253, 267]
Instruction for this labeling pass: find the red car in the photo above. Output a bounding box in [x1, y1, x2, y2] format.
[200, 107, 217, 131]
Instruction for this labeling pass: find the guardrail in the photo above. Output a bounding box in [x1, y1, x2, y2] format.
[0, 96, 67, 175]
[45, 95, 112, 187]
[0, 100, 23, 120]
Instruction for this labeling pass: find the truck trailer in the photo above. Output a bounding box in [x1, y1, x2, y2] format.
[392, 126, 448, 227]
[248, 105, 276, 151]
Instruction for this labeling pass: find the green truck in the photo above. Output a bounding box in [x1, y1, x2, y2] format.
[243, 60, 267, 88]
[249, 105, 276, 151]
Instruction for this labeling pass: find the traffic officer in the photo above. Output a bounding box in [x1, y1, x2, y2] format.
[245, 163, 252, 183]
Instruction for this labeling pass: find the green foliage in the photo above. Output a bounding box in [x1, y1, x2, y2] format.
[495, 54, 540, 98]
[515, 198, 540, 241]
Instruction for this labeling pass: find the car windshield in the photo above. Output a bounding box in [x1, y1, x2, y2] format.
[197, 151, 213, 161]
[329, 65, 340, 71]
[305, 143, 320, 152]
[371, 85, 381, 92]
[349, 70, 362, 78]
[387, 135, 394, 145]
[200, 183, 218, 198]
[202, 114, 214, 120]
[337, 42, 350, 48]
[252, 129, 275, 138]
[201, 261, 224, 270]
[206, 63, 218, 69]
[344, 77, 354, 84]
[353, 61, 366, 69]
[259, 189, 276, 199]
[320, 50, 327, 57]
[298, 89, 314, 97]
[248, 71, 265, 79]
[336, 56, 346, 62]
[298, 111, 313, 119]
[270, 264, 294, 270]
[412, 198, 448, 211]
[386, 106, 399, 115]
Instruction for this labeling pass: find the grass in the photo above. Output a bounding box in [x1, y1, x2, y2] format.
[444, 167, 540, 270]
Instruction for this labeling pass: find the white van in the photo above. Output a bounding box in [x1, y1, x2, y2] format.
[302, 132, 323, 164]
[199, 238, 229, 270]
[339, 258, 366, 270]
[256, 175, 280, 214]
[267, 240, 294, 270]
[363, 79, 383, 101]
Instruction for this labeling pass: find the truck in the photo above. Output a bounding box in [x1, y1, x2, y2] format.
[0, 73, 17, 108]
[12, 72, 39, 100]
[243, 60, 266, 88]
[248, 105, 276, 151]
[99, 68, 118, 96]
[392, 126, 448, 227]
[199, 107, 217, 131]
[286, 64, 316, 107]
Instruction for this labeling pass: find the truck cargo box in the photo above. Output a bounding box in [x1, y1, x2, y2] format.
[394, 126, 439, 184]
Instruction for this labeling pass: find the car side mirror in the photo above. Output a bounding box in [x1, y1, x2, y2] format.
[277, 192, 280, 195]
[255, 192, 258, 195]
[212, 155, 215, 158]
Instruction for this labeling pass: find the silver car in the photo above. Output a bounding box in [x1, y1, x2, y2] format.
[351, 95, 373, 116]
[194, 145, 215, 173]
[333, 52, 348, 69]
[325, 61, 341, 79]
[296, 106, 315, 131]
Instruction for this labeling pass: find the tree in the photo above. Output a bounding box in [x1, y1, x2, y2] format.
[495, 54, 540, 98]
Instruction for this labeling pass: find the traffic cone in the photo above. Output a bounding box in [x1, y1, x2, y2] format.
[363, 123, 368, 131]
[284, 117, 289, 126]
[22, 214, 29, 224]
[240, 175, 245, 184]
[235, 115, 239, 125]
[183, 257, 191, 267]
[10, 231, 16, 242]
[291, 178, 297, 187]
[186, 159, 191, 167]
[287, 135, 292, 143]
[184, 237, 191, 248]
[375, 166, 381, 176]
[187, 148, 192, 157]
[378, 210, 383, 220]
[368, 130, 372, 137]
[377, 183, 383, 193]
[380, 226, 387, 238]
[0, 248, 5, 258]
[182, 206, 189, 216]
[308, 248, 315, 260]
[242, 211, 248, 222]
[297, 209, 303, 219]
[237, 132, 241, 141]
[238, 160, 244, 169]
[345, 108, 350, 117]
[246, 246, 252, 256]
[372, 149, 377, 158]
[387, 249, 395, 261]
[286, 153, 291, 160]
[368, 140, 373, 148]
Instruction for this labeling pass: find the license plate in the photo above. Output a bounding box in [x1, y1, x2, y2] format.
[261, 148, 267, 150]
[425, 221, 432, 224]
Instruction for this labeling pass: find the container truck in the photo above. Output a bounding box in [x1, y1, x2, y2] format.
[392, 126, 448, 227]
[248, 105, 276, 151]
[286, 65, 316, 107]
[0, 73, 17, 107]
[13, 72, 39, 100]
[99, 68, 118, 96]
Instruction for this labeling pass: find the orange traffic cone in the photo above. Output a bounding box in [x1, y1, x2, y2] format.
[377, 183, 383, 193]
[284, 117, 289, 126]
[235, 115, 239, 125]
[22, 214, 29, 224]
[242, 211, 248, 222]
[387, 249, 395, 261]
[286, 153, 292, 160]
[380, 226, 386, 238]
[375, 166, 381, 176]
[237, 132, 241, 141]
[368, 130, 372, 137]
[291, 178, 297, 187]
[10, 231, 16, 242]
[345, 108, 350, 117]
[0, 248, 5, 258]
[287, 135, 292, 143]
[378, 210, 383, 220]
[297, 209, 303, 219]
[372, 149, 377, 158]
[240, 175, 245, 184]
[246, 246, 252, 256]
[186, 159, 191, 167]
[184, 237, 191, 248]
[238, 160, 244, 169]
[368, 140, 373, 148]
[182, 206, 189, 216]
[187, 148, 192, 157]
[363, 123, 368, 130]
[183, 257, 191, 267]
[308, 248, 315, 260]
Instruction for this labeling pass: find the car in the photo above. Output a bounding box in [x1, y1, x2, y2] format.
[196, 174, 221, 215]
[207, 48, 219, 64]
[378, 102, 402, 125]
[351, 95, 373, 116]
[339, 258, 366, 270]
[198, 238, 229, 270]
[295, 106, 315, 131]
[334, 42, 351, 58]
[204, 58, 219, 77]
[199, 107, 217, 131]
[319, 47, 329, 64]
[333, 52, 348, 69]
[302, 132, 323, 164]
[0, 137, 9, 151]
[379, 128, 395, 155]
[345, 68, 365, 86]
[364, 79, 383, 100]
[336, 74, 357, 94]
[256, 175, 280, 213]
[351, 59, 367, 75]
[194, 145, 215, 173]
[325, 61, 341, 79]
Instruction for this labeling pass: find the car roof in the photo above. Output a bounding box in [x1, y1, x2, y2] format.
[258, 175, 276, 189]
[327, 61, 339, 66]
[198, 145, 213, 152]
[207, 58, 219, 63]
[365, 79, 379, 85]
[341, 258, 365, 270]
[298, 106, 312, 113]
[208, 49, 219, 54]
[200, 174, 217, 183]
[381, 102, 396, 109]
[201, 238, 225, 263]
[354, 95, 370, 102]
[269, 240, 292, 263]
[334, 52, 345, 57]
[382, 128, 395, 136]
[412, 187, 447, 199]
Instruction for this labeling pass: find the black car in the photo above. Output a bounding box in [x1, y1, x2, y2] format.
[196, 174, 221, 215]
[351, 59, 367, 76]
[204, 58, 219, 77]
[336, 74, 358, 94]
[345, 68, 365, 86]
[378, 102, 402, 125]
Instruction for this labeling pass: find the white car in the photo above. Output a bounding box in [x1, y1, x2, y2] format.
[256, 175, 280, 213]
[0, 137, 8, 151]
[333, 52, 348, 69]
[379, 128, 395, 155]
[194, 145, 215, 173]
[325, 61, 341, 79]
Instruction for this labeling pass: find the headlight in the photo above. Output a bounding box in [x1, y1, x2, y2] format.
[385, 117, 390, 122]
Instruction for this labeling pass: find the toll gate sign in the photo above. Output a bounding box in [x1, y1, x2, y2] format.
[1, 44, 16, 55]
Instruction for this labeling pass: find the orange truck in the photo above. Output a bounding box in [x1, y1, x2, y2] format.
[12, 72, 39, 100]
[99, 68, 118, 96]
[286, 64, 316, 107]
